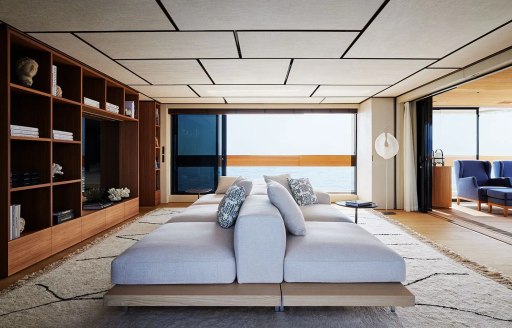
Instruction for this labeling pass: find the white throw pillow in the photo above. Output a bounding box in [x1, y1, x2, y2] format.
[267, 181, 306, 236]
[263, 173, 292, 195]
[288, 177, 318, 206]
[215, 176, 242, 194]
[217, 185, 246, 228]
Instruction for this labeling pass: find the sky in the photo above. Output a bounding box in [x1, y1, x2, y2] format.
[227, 114, 355, 155]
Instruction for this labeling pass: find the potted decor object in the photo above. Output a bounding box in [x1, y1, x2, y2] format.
[15, 57, 39, 86]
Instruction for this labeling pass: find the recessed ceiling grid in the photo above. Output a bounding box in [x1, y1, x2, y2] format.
[1, 0, 510, 103]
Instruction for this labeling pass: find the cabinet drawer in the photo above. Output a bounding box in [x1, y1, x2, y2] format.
[52, 218, 82, 255]
[124, 198, 139, 219]
[106, 203, 125, 228]
[81, 210, 106, 240]
[8, 228, 52, 275]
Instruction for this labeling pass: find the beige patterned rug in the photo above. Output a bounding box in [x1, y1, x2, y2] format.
[1, 207, 512, 328]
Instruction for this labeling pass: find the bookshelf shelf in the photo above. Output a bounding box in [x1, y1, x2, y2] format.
[1, 26, 140, 277]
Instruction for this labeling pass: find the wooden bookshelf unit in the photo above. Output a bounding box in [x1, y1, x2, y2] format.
[139, 101, 161, 206]
[0, 26, 140, 277]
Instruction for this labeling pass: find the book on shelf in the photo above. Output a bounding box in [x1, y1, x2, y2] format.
[53, 209, 75, 225]
[155, 108, 160, 125]
[125, 101, 135, 118]
[9, 204, 21, 240]
[106, 102, 120, 113]
[51, 65, 57, 96]
[52, 129, 74, 140]
[10, 124, 40, 137]
[83, 201, 113, 210]
[83, 97, 100, 108]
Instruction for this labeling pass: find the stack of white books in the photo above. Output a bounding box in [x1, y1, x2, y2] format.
[10, 204, 21, 240]
[83, 97, 100, 108]
[10, 124, 39, 138]
[53, 129, 73, 141]
[106, 102, 119, 114]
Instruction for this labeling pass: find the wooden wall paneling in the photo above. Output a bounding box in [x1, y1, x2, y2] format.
[51, 217, 82, 255]
[7, 227, 52, 275]
[139, 101, 156, 205]
[0, 27, 10, 277]
[81, 210, 106, 240]
[100, 121, 120, 190]
[120, 121, 139, 197]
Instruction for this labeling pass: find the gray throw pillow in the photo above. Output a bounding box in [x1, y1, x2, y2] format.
[267, 181, 306, 236]
[217, 185, 246, 228]
[263, 174, 292, 195]
[235, 179, 253, 196]
[215, 176, 242, 194]
[288, 178, 318, 206]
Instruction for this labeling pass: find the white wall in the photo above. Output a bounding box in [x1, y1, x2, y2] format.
[357, 98, 395, 209]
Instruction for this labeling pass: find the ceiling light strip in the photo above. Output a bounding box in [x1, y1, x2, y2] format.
[341, 0, 390, 58]
[155, 0, 180, 31]
[283, 59, 294, 84]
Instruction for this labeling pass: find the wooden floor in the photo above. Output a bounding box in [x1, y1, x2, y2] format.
[390, 206, 512, 279]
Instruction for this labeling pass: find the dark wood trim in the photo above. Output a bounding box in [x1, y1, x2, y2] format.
[416, 97, 433, 213]
[0, 26, 9, 276]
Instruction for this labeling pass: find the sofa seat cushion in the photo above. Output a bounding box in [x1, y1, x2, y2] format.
[300, 204, 352, 223]
[284, 222, 405, 283]
[478, 186, 509, 199]
[193, 194, 224, 205]
[487, 188, 512, 200]
[166, 204, 217, 223]
[111, 222, 236, 284]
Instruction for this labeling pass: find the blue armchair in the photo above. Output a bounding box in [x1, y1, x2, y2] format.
[493, 161, 512, 181]
[454, 160, 512, 210]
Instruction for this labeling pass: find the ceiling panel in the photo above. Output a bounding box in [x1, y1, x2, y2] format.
[315, 85, 388, 97]
[431, 23, 512, 68]
[162, 0, 383, 30]
[376, 68, 456, 97]
[30, 33, 148, 85]
[131, 85, 197, 98]
[346, 0, 512, 58]
[139, 94, 153, 101]
[190, 85, 316, 97]
[226, 97, 322, 104]
[118, 60, 211, 84]
[288, 59, 433, 85]
[78, 32, 238, 59]
[201, 59, 290, 84]
[321, 97, 367, 103]
[0, 0, 173, 31]
[238, 32, 358, 58]
[155, 97, 225, 104]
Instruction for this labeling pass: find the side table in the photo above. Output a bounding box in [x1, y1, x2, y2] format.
[335, 201, 378, 224]
[185, 188, 212, 199]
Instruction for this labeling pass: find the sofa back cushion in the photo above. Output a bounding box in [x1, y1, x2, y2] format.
[234, 178, 253, 197]
[288, 177, 318, 206]
[215, 176, 242, 194]
[263, 173, 292, 194]
[217, 185, 245, 228]
[455, 160, 491, 186]
[267, 181, 306, 236]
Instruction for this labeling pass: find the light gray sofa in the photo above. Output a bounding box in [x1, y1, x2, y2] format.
[112, 187, 405, 285]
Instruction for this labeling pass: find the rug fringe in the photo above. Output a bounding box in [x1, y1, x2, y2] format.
[371, 210, 512, 290]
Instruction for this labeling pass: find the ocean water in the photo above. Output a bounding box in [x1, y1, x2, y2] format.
[227, 166, 355, 193]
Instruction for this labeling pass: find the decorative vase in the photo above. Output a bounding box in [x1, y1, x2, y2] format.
[56, 85, 63, 97]
[19, 217, 25, 234]
[15, 57, 39, 87]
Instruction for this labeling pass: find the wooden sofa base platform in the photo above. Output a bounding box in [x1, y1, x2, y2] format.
[104, 283, 415, 309]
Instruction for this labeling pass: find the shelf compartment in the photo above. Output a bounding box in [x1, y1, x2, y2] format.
[10, 186, 52, 233]
[11, 139, 51, 185]
[107, 83, 125, 116]
[10, 90, 51, 139]
[52, 143, 81, 182]
[83, 105, 137, 122]
[83, 70, 106, 110]
[10, 33, 51, 94]
[125, 92, 139, 119]
[11, 182, 51, 192]
[53, 100, 81, 142]
[52, 182, 81, 226]
[52, 54, 82, 102]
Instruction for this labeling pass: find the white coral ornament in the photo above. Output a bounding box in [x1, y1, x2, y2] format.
[108, 187, 130, 201]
